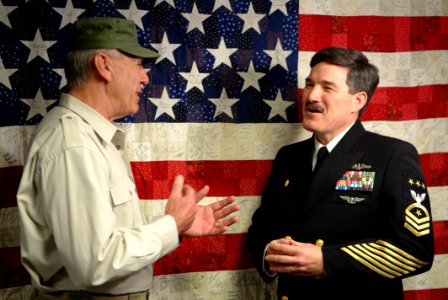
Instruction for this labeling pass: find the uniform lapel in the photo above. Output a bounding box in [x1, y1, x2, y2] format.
[304, 121, 367, 212]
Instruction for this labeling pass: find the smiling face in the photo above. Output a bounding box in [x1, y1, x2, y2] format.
[302, 62, 367, 145]
[107, 52, 149, 120]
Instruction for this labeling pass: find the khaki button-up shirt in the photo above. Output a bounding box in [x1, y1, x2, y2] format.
[17, 94, 179, 294]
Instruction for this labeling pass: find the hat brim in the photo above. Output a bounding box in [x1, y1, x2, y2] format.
[119, 45, 159, 64]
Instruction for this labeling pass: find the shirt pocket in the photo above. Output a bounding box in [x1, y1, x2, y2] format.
[110, 181, 140, 226]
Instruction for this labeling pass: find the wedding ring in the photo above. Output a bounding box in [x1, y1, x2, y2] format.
[289, 266, 294, 272]
[213, 220, 220, 228]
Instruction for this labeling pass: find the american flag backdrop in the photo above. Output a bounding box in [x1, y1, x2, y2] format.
[0, 0, 447, 299]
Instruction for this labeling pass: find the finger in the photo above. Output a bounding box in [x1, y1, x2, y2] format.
[211, 196, 236, 211]
[194, 185, 210, 203]
[169, 175, 185, 198]
[212, 197, 240, 219]
[218, 215, 239, 228]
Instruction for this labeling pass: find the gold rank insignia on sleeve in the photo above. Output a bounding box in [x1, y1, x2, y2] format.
[404, 189, 431, 237]
[341, 240, 430, 279]
[404, 177, 431, 237]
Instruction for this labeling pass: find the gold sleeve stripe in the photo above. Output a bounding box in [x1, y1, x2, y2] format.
[355, 244, 413, 273]
[374, 240, 429, 266]
[341, 240, 430, 279]
[341, 246, 395, 279]
[348, 245, 404, 277]
[368, 243, 422, 268]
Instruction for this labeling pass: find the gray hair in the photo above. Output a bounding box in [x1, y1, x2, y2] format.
[64, 49, 120, 90]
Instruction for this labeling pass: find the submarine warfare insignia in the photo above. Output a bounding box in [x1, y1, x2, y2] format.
[404, 189, 431, 237]
[351, 163, 372, 170]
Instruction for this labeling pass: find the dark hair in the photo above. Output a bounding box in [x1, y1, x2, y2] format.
[310, 47, 379, 116]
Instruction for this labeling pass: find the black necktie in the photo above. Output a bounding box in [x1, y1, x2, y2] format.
[313, 146, 329, 173]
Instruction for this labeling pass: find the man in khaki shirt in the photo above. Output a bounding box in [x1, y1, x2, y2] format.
[17, 17, 240, 299]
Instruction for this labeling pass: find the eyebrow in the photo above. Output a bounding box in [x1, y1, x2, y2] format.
[305, 77, 337, 88]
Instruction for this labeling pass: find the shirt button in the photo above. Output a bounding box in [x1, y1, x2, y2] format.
[115, 145, 121, 150]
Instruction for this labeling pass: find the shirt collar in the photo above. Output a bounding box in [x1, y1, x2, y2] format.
[314, 121, 356, 154]
[58, 93, 124, 144]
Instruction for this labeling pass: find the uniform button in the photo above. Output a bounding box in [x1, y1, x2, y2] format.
[315, 239, 324, 247]
[281, 296, 288, 300]
[284, 179, 289, 187]
[115, 145, 121, 150]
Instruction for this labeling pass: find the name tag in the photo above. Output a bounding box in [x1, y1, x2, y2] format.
[335, 171, 375, 191]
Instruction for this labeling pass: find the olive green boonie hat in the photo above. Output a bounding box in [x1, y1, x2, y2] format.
[69, 17, 159, 62]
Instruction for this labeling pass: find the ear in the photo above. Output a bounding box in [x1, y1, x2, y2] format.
[353, 91, 368, 113]
[93, 52, 112, 82]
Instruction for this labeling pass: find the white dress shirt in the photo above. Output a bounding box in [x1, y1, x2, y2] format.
[17, 94, 179, 295]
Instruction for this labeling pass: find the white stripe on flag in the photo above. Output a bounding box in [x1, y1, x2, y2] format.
[299, 0, 448, 16]
[298, 50, 448, 88]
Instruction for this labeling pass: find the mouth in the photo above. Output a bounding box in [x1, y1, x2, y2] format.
[305, 102, 325, 114]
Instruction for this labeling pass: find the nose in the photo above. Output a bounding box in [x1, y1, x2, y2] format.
[304, 85, 321, 102]
[141, 68, 150, 85]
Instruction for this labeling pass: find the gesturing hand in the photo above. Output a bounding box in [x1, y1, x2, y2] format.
[165, 175, 240, 237]
[183, 195, 240, 237]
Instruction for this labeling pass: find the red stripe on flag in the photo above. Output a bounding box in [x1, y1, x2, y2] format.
[404, 288, 448, 300]
[131, 160, 272, 199]
[298, 15, 448, 52]
[153, 233, 254, 275]
[1, 220, 447, 288]
[0, 166, 23, 209]
[434, 220, 448, 255]
[0, 247, 30, 289]
[363, 85, 448, 121]
[298, 85, 448, 122]
[1, 153, 445, 208]
[420, 153, 448, 187]
[131, 155, 446, 200]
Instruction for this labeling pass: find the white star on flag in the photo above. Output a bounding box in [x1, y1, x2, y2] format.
[151, 32, 181, 64]
[212, 0, 232, 12]
[154, 0, 175, 8]
[21, 29, 57, 63]
[181, 3, 210, 34]
[263, 38, 292, 70]
[269, 0, 289, 15]
[0, 4, 17, 28]
[53, 69, 67, 90]
[207, 37, 237, 69]
[179, 61, 209, 93]
[237, 61, 265, 92]
[263, 89, 294, 120]
[20, 88, 57, 120]
[117, 0, 147, 30]
[208, 88, 239, 119]
[238, 2, 265, 34]
[53, 1, 85, 29]
[0, 59, 17, 90]
[148, 87, 181, 120]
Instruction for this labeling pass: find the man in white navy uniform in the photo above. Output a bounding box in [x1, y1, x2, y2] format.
[17, 17, 240, 299]
[247, 47, 434, 300]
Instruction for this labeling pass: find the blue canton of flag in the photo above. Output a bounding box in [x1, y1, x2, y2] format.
[0, 0, 298, 126]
